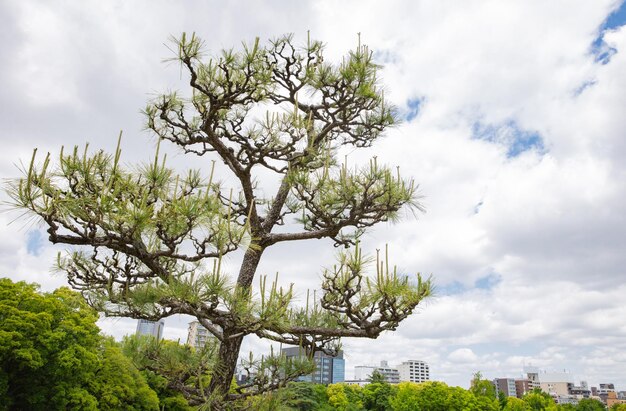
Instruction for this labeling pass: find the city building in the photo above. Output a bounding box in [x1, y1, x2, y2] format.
[187, 320, 216, 349]
[398, 360, 430, 383]
[536, 371, 574, 397]
[493, 378, 517, 397]
[607, 391, 626, 408]
[523, 366, 541, 390]
[515, 379, 533, 398]
[135, 319, 165, 340]
[282, 347, 345, 384]
[354, 361, 400, 384]
[569, 381, 591, 399]
[598, 383, 616, 404]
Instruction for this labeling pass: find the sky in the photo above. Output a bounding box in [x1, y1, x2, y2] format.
[1, 0, 626, 389]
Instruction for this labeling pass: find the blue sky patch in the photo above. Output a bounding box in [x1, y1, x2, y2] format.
[604, 1, 626, 30]
[474, 273, 502, 290]
[472, 120, 545, 158]
[26, 230, 44, 256]
[438, 280, 467, 296]
[405, 97, 424, 122]
[590, 1, 626, 64]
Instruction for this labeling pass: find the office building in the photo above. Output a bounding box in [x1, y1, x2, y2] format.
[135, 319, 165, 340]
[398, 360, 430, 383]
[282, 347, 345, 384]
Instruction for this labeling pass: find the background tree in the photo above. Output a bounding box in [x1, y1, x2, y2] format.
[523, 388, 558, 411]
[0, 278, 159, 411]
[8, 32, 431, 408]
[503, 397, 531, 411]
[469, 371, 499, 411]
[389, 381, 489, 411]
[362, 380, 396, 411]
[120, 334, 214, 408]
[575, 398, 607, 411]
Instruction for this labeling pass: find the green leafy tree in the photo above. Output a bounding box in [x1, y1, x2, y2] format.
[327, 383, 363, 411]
[499, 390, 509, 410]
[362, 381, 396, 411]
[469, 372, 499, 411]
[120, 334, 217, 407]
[504, 397, 531, 411]
[390, 381, 486, 411]
[0, 279, 158, 410]
[523, 389, 557, 411]
[610, 404, 626, 411]
[368, 370, 387, 384]
[8, 33, 432, 408]
[576, 398, 607, 411]
[90, 339, 160, 410]
[279, 382, 330, 411]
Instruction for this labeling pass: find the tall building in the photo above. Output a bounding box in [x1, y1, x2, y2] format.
[537, 371, 574, 397]
[135, 319, 165, 340]
[523, 366, 541, 390]
[354, 361, 400, 384]
[493, 378, 517, 397]
[282, 347, 345, 384]
[187, 320, 215, 349]
[398, 360, 430, 383]
[515, 379, 533, 398]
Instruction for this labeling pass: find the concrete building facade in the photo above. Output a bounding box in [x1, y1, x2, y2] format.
[515, 379, 533, 398]
[186, 321, 215, 349]
[354, 361, 400, 384]
[398, 360, 430, 383]
[493, 378, 517, 397]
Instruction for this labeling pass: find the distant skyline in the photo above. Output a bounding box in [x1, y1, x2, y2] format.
[1, 0, 625, 389]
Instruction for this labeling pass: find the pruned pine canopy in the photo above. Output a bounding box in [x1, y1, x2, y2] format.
[7, 32, 432, 404]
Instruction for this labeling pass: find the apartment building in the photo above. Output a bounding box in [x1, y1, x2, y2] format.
[398, 360, 430, 383]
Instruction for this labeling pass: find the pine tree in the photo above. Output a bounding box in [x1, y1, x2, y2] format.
[8, 33, 432, 409]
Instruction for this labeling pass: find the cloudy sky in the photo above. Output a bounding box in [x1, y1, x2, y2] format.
[1, 0, 626, 389]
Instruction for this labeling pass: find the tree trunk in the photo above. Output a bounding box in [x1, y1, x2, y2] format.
[207, 246, 265, 405]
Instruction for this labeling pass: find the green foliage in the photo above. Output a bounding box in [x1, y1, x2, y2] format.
[576, 398, 607, 411]
[89, 339, 160, 410]
[610, 404, 626, 411]
[469, 372, 499, 411]
[362, 382, 396, 411]
[280, 382, 328, 411]
[389, 381, 492, 411]
[499, 390, 509, 409]
[327, 383, 351, 410]
[504, 397, 532, 411]
[523, 389, 557, 411]
[0, 278, 159, 410]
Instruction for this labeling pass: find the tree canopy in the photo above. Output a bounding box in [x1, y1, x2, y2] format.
[7, 32, 432, 408]
[0, 278, 159, 410]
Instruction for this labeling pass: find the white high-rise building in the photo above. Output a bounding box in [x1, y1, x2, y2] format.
[398, 360, 430, 383]
[187, 321, 216, 349]
[135, 319, 165, 340]
[355, 361, 400, 384]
